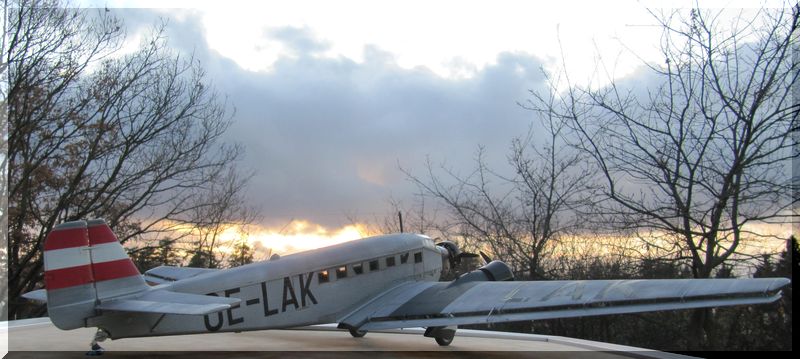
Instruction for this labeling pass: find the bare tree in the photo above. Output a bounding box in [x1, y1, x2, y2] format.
[185, 167, 259, 268]
[5, 0, 252, 318]
[406, 114, 595, 280]
[525, 5, 798, 348]
[366, 192, 441, 235]
[533, 4, 798, 278]
[1, 0, 10, 321]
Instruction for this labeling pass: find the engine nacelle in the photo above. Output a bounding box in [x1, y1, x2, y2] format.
[453, 260, 514, 283]
[436, 241, 461, 263]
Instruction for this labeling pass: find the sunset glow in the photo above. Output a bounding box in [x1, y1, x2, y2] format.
[235, 220, 374, 256]
[161, 217, 790, 264]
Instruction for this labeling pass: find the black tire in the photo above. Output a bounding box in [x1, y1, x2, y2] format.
[349, 328, 367, 338]
[435, 336, 453, 346]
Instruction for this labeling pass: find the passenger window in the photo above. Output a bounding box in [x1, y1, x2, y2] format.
[386, 256, 396, 267]
[400, 253, 409, 264]
[336, 266, 348, 279]
[414, 252, 423, 263]
[318, 270, 329, 283]
[353, 263, 364, 275]
[369, 260, 379, 271]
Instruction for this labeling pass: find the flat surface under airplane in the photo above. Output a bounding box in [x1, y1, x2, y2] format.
[3, 318, 692, 358]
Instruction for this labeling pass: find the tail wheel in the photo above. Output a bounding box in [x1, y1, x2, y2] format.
[349, 328, 367, 338]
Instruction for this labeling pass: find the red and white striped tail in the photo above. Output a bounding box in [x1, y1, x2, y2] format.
[85, 219, 147, 298]
[43, 219, 147, 329]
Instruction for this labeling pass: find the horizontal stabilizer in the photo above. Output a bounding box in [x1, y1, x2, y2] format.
[22, 289, 47, 303]
[98, 299, 230, 315]
[97, 290, 240, 316]
[143, 266, 218, 285]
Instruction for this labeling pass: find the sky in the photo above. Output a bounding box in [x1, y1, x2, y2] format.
[76, 0, 792, 253]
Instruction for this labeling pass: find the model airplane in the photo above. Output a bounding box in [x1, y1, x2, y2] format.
[23, 219, 790, 353]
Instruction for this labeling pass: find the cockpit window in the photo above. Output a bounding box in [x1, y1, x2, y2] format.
[386, 256, 396, 267]
[400, 253, 409, 264]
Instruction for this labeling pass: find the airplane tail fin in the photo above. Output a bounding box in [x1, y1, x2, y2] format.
[43, 219, 147, 329]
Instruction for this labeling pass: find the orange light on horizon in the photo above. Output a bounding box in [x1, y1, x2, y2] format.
[145, 218, 377, 258]
[244, 220, 375, 255]
[146, 217, 791, 262]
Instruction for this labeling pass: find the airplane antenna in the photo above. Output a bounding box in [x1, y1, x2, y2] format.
[278, 218, 295, 235]
[398, 211, 404, 233]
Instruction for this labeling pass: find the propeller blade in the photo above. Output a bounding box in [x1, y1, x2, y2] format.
[479, 251, 492, 264]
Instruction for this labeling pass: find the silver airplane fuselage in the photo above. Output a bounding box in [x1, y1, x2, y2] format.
[90, 233, 442, 339]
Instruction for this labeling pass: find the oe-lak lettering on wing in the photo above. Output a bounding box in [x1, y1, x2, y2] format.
[203, 272, 318, 331]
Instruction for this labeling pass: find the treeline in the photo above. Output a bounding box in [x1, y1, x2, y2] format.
[129, 236, 261, 271]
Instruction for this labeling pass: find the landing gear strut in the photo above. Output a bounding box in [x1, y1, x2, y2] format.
[86, 328, 109, 356]
[424, 326, 456, 346]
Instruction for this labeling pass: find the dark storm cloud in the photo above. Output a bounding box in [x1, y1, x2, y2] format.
[115, 9, 550, 228]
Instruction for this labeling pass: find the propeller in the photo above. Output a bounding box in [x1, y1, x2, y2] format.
[479, 251, 492, 265]
[436, 242, 514, 281]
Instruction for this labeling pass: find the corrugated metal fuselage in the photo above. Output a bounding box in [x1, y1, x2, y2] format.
[89, 234, 442, 339]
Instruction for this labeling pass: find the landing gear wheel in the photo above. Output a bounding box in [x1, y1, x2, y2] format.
[349, 328, 367, 338]
[435, 336, 453, 346]
[86, 328, 109, 356]
[86, 343, 105, 356]
[424, 326, 456, 346]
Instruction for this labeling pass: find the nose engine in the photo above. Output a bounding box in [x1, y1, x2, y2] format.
[435, 241, 514, 282]
[435, 241, 464, 269]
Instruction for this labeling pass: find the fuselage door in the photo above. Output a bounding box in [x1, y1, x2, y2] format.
[413, 249, 424, 279]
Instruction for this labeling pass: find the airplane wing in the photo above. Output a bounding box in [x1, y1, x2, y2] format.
[339, 278, 789, 331]
[143, 265, 218, 285]
[96, 290, 241, 316]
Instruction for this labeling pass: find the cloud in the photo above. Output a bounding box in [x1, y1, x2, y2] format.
[267, 26, 330, 57]
[112, 9, 551, 229]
